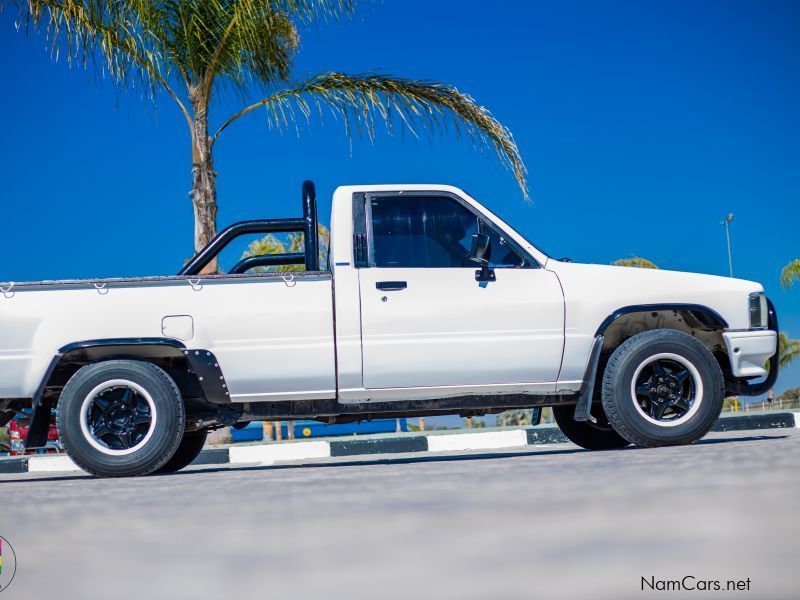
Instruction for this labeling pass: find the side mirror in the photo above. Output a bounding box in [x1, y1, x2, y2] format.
[469, 233, 491, 265]
[470, 233, 495, 282]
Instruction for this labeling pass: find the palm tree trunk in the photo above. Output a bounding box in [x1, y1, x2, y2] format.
[190, 92, 218, 273]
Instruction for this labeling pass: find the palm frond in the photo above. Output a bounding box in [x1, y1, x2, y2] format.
[15, 0, 193, 125]
[19, 1, 158, 89]
[779, 332, 800, 369]
[198, 0, 299, 94]
[277, 0, 360, 25]
[780, 259, 800, 288]
[213, 71, 529, 198]
[612, 257, 659, 269]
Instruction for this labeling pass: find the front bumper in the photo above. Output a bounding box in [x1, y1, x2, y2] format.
[723, 330, 777, 378]
[724, 297, 779, 397]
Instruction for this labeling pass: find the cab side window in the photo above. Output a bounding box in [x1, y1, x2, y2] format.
[370, 196, 479, 268]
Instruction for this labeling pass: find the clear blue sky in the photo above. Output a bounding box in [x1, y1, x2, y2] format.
[1, 0, 798, 397]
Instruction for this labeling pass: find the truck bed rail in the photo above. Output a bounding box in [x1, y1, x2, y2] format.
[0, 271, 331, 294]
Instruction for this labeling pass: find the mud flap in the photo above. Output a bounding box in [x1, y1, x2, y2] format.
[24, 401, 53, 449]
[573, 335, 604, 422]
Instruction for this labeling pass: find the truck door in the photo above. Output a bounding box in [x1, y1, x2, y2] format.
[356, 192, 565, 394]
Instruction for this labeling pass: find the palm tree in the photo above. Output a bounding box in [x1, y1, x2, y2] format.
[762, 332, 800, 407]
[775, 261, 800, 384]
[13, 1, 528, 272]
[779, 332, 800, 368]
[781, 259, 800, 288]
[612, 257, 658, 269]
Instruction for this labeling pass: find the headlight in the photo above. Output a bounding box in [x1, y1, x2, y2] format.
[749, 292, 768, 329]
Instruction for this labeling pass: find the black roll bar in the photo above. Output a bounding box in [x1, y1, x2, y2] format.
[179, 180, 320, 276]
[302, 180, 320, 272]
[229, 253, 305, 274]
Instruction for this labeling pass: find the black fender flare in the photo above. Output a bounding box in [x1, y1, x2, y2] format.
[594, 303, 729, 337]
[33, 338, 189, 408]
[593, 302, 779, 398]
[26, 338, 230, 448]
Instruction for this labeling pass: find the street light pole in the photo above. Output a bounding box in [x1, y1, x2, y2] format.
[721, 213, 734, 277]
[720, 213, 739, 412]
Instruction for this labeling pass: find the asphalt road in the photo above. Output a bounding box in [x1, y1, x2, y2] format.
[1, 429, 798, 600]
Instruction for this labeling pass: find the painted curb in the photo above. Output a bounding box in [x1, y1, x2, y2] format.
[5, 411, 797, 474]
[710, 412, 797, 431]
[26, 455, 82, 473]
[426, 429, 528, 452]
[0, 457, 27, 474]
[229, 440, 330, 465]
[330, 436, 427, 457]
[196, 448, 230, 465]
[526, 428, 569, 445]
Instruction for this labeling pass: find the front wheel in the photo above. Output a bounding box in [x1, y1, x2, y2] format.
[57, 360, 185, 477]
[601, 329, 724, 447]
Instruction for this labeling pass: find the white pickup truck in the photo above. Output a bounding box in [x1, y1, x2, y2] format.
[0, 182, 779, 477]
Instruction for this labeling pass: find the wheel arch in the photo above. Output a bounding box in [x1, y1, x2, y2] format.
[26, 338, 229, 448]
[594, 304, 731, 382]
[35, 338, 193, 406]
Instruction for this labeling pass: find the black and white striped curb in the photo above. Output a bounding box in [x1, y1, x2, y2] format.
[2, 411, 797, 475]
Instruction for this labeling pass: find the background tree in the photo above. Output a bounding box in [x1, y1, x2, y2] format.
[612, 257, 659, 269]
[778, 332, 800, 369]
[772, 261, 800, 402]
[495, 408, 548, 427]
[775, 386, 800, 409]
[241, 225, 330, 272]
[781, 259, 800, 288]
[762, 333, 797, 408]
[14, 0, 528, 272]
[462, 417, 486, 429]
[496, 409, 534, 428]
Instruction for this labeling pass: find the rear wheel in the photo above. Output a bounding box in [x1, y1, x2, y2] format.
[57, 360, 185, 477]
[154, 430, 208, 474]
[552, 404, 630, 450]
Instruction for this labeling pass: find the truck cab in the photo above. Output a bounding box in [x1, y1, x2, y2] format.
[331, 185, 565, 401]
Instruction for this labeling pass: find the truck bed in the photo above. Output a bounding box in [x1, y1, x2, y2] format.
[0, 271, 336, 402]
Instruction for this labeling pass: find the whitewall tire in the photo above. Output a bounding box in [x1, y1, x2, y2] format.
[601, 329, 724, 447]
[57, 360, 185, 477]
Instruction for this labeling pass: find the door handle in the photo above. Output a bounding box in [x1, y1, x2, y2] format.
[376, 281, 407, 291]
